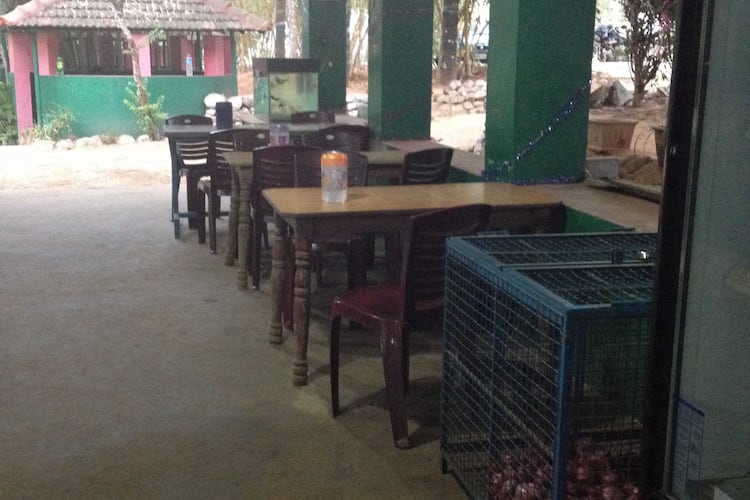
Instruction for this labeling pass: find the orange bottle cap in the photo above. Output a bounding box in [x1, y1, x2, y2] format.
[321, 151, 348, 167]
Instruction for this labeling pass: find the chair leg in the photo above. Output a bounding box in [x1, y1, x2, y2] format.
[262, 223, 270, 249]
[381, 323, 410, 449]
[197, 188, 207, 244]
[282, 259, 293, 331]
[208, 191, 217, 254]
[187, 174, 199, 229]
[311, 244, 324, 287]
[346, 239, 368, 290]
[251, 213, 263, 290]
[402, 329, 410, 395]
[330, 315, 342, 417]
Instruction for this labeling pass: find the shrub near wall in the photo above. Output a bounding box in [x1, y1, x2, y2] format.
[0, 81, 18, 145]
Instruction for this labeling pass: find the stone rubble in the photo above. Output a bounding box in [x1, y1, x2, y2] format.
[431, 79, 487, 118]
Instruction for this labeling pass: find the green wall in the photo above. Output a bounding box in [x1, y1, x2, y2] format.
[485, 0, 596, 184]
[36, 75, 236, 137]
[368, 0, 433, 140]
[446, 168, 625, 232]
[304, 0, 347, 112]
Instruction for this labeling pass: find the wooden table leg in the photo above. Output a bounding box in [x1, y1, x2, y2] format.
[292, 233, 312, 386]
[225, 168, 239, 266]
[268, 214, 288, 346]
[236, 169, 252, 289]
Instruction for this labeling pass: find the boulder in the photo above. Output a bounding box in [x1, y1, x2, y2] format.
[228, 95, 244, 110]
[116, 134, 136, 145]
[55, 138, 75, 150]
[32, 140, 55, 151]
[608, 80, 633, 107]
[204, 93, 227, 109]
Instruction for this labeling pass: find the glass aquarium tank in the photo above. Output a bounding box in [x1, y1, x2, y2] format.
[253, 58, 319, 122]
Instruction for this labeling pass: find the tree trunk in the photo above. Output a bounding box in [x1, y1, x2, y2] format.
[275, 0, 286, 57]
[122, 27, 159, 139]
[348, 7, 368, 80]
[439, 0, 459, 85]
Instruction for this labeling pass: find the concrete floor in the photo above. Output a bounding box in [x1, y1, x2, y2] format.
[0, 185, 466, 499]
[0, 180, 660, 499]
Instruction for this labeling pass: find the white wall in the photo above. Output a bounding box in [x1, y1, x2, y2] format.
[677, 0, 750, 480]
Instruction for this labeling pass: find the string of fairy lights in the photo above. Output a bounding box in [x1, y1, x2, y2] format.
[482, 80, 592, 184]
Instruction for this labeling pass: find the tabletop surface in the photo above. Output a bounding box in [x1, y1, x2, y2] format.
[163, 119, 370, 137]
[221, 149, 405, 168]
[263, 182, 562, 218]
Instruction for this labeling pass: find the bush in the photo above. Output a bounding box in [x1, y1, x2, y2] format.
[0, 81, 18, 145]
[124, 81, 166, 140]
[25, 105, 75, 142]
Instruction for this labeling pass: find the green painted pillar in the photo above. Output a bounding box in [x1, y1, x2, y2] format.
[368, 0, 432, 140]
[303, 0, 347, 112]
[484, 0, 596, 183]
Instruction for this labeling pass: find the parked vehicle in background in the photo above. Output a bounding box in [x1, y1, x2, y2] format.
[474, 39, 488, 63]
[594, 24, 629, 61]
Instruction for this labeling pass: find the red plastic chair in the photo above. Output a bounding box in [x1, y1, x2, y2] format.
[329, 203, 491, 449]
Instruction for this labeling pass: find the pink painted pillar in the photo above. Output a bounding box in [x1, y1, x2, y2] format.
[132, 33, 152, 76]
[7, 32, 34, 132]
[36, 33, 60, 76]
[203, 35, 229, 76]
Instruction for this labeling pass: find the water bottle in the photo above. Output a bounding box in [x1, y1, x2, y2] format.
[321, 151, 348, 203]
[185, 54, 193, 77]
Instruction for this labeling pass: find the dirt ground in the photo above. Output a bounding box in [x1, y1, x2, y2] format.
[0, 65, 666, 190]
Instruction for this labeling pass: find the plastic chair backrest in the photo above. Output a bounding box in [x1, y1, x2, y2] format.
[208, 129, 236, 177]
[296, 151, 368, 188]
[291, 110, 335, 124]
[400, 147, 453, 185]
[400, 203, 491, 320]
[166, 115, 213, 168]
[302, 125, 371, 152]
[165, 114, 213, 126]
[233, 128, 270, 151]
[251, 145, 320, 212]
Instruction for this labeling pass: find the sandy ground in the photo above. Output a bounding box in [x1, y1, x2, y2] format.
[0, 63, 665, 190]
[0, 115, 486, 190]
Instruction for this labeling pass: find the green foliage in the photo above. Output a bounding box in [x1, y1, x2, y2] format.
[232, 0, 275, 70]
[26, 105, 75, 142]
[0, 80, 17, 145]
[123, 80, 166, 140]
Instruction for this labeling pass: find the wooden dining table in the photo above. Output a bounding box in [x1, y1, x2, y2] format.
[220, 149, 408, 289]
[262, 182, 566, 385]
[221, 151, 255, 289]
[163, 120, 370, 239]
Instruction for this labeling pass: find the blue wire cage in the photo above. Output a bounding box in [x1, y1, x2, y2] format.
[441, 232, 656, 500]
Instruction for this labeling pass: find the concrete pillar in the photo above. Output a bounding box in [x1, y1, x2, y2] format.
[368, 0, 433, 140]
[303, 0, 347, 112]
[132, 33, 151, 77]
[204, 35, 230, 76]
[7, 32, 34, 132]
[484, 0, 596, 183]
[36, 32, 59, 76]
